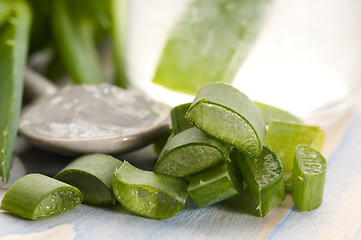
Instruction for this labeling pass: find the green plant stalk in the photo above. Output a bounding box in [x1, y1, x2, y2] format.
[0, 174, 82, 220]
[55, 153, 123, 206]
[52, 0, 104, 84]
[170, 102, 193, 134]
[0, 0, 31, 184]
[292, 145, 326, 211]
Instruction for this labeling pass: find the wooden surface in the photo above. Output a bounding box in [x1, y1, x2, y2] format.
[0, 106, 361, 240]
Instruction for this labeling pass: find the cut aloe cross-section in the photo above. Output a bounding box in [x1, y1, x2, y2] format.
[264, 120, 325, 191]
[152, 0, 269, 95]
[0, 174, 82, 220]
[113, 161, 188, 220]
[233, 146, 285, 217]
[186, 82, 266, 158]
[188, 159, 243, 208]
[254, 101, 303, 125]
[55, 153, 122, 206]
[154, 127, 232, 178]
[292, 144, 327, 211]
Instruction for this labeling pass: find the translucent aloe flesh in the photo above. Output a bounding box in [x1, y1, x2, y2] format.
[264, 120, 325, 191]
[253, 101, 303, 125]
[0, 174, 82, 220]
[292, 145, 326, 211]
[55, 153, 122, 206]
[188, 160, 243, 208]
[113, 161, 188, 220]
[0, 0, 31, 184]
[154, 127, 232, 177]
[233, 146, 285, 217]
[187, 82, 266, 158]
[152, 0, 269, 95]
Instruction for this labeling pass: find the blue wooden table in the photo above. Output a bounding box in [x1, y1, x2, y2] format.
[1, 108, 361, 240]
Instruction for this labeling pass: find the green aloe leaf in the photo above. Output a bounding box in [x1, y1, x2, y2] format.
[0, 0, 31, 184]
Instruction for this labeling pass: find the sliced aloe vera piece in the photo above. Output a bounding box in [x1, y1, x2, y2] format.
[154, 127, 232, 178]
[292, 145, 326, 211]
[254, 101, 303, 125]
[0, 174, 82, 220]
[170, 102, 193, 134]
[233, 146, 285, 217]
[264, 120, 325, 191]
[188, 159, 243, 208]
[152, 0, 268, 95]
[0, 0, 31, 184]
[113, 161, 188, 220]
[186, 82, 266, 158]
[55, 153, 122, 206]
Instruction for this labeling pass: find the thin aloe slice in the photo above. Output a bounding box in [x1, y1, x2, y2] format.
[254, 101, 303, 125]
[292, 144, 327, 211]
[0, 174, 82, 220]
[188, 159, 243, 208]
[170, 103, 193, 134]
[152, 0, 269, 95]
[264, 120, 325, 191]
[0, 0, 31, 184]
[55, 153, 122, 206]
[112, 161, 188, 220]
[233, 146, 285, 217]
[154, 127, 232, 178]
[186, 82, 266, 158]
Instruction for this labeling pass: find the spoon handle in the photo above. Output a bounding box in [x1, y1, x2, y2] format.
[24, 68, 58, 99]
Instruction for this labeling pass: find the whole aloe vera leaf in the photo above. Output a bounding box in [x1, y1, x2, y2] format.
[152, 0, 269, 95]
[51, 0, 106, 84]
[0, 0, 31, 184]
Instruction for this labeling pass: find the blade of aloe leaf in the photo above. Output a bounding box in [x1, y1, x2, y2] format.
[152, 0, 269, 95]
[55, 153, 122, 206]
[154, 127, 232, 178]
[0, 2, 11, 25]
[0, 0, 31, 184]
[188, 159, 243, 208]
[254, 101, 303, 125]
[170, 103, 193, 134]
[233, 146, 285, 217]
[52, 0, 104, 84]
[113, 161, 188, 220]
[292, 144, 326, 211]
[110, 0, 128, 88]
[186, 82, 266, 158]
[0, 174, 82, 220]
[264, 120, 325, 191]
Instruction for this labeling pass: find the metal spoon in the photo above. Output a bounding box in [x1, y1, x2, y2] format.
[19, 68, 171, 156]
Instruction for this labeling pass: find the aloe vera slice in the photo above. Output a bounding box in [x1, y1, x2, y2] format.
[152, 0, 268, 95]
[0, 174, 83, 220]
[186, 82, 266, 158]
[154, 127, 232, 178]
[188, 159, 243, 208]
[254, 101, 303, 125]
[170, 103, 193, 134]
[292, 145, 326, 211]
[54, 154, 122, 206]
[233, 146, 285, 217]
[0, 0, 31, 184]
[264, 120, 325, 191]
[113, 161, 188, 220]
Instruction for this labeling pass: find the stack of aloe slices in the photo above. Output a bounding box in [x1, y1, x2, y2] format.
[1, 82, 327, 220]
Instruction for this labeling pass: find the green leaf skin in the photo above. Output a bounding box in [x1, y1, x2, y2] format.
[187, 82, 266, 158]
[152, 0, 269, 95]
[0, 0, 31, 184]
[233, 146, 285, 217]
[264, 120, 325, 191]
[0, 174, 83, 220]
[254, 101, 303, 125]
[170, 103, 193, 135]
[292, 145, 327, 211]
[113, 161, 188, 220]
[55, 153, 122, 206]
[154, 127, 232, 178]
[188, 159, 243, 208]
